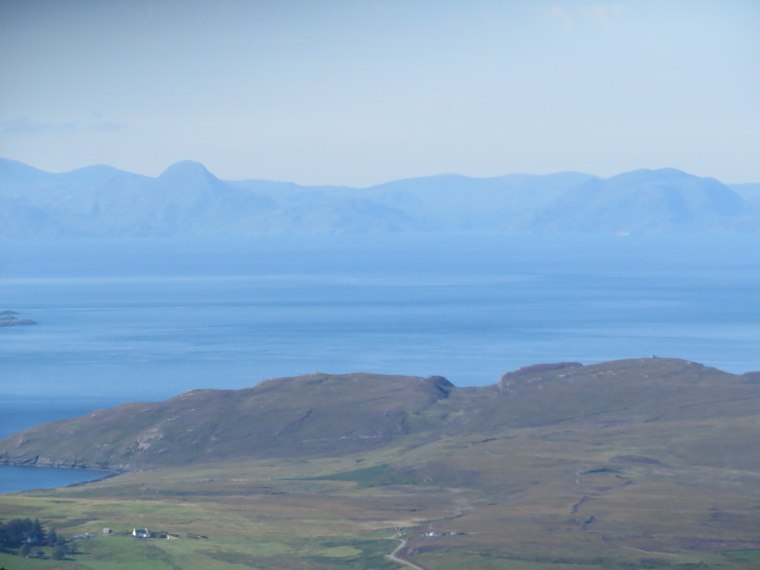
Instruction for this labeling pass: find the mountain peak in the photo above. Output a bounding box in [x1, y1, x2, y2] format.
[504, 167, 753, 234]
[609, 168, 697, 183]
[158, 160, 215, 180]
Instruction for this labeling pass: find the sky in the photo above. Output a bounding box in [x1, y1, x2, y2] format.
[0, 0, 758, 187]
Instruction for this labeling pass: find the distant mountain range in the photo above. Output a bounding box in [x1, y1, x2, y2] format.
[1, 158, 757, 237]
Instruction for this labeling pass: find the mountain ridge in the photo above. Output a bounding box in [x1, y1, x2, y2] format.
[2, 357, 757, 473]
[3, 159, 756, 237]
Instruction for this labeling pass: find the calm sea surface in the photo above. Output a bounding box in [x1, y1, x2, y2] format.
[1, 233, 759, 491]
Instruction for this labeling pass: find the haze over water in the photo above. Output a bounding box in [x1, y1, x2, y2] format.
[3, 234, 759, 407]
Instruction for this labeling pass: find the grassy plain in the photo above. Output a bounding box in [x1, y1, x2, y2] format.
[3, 429, 760, 569]
[0, 452, 450, 569]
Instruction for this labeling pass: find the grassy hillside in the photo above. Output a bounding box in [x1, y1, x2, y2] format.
[2, 358, 760, 568]
[0, 373, 455, 471]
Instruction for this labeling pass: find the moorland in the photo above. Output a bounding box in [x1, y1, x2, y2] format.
[1, 357, 760, 569]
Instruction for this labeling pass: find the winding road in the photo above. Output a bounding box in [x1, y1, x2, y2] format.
[386, 538, 427, 570]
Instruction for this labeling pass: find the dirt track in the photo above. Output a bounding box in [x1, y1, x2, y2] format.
[386, 538, 428, 570]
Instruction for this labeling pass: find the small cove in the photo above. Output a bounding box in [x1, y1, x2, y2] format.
[0, 398, 128, 494]
[0, 465, 108, 494]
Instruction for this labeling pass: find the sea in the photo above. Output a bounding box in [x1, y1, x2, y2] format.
[1, 233, 759, 491]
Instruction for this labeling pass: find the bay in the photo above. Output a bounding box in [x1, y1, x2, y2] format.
[1, 233, 759, 492]
[0, 465, 106, 494]
[0, 398, 121, 493]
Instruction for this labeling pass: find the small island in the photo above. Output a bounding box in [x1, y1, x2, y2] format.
[0, 310, 37, 327]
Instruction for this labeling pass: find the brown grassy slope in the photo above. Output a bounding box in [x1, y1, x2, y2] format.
[0, 372, 454, 471]
[1, 358, 758, 475]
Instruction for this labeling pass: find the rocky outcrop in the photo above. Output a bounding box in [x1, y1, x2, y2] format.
[0, 452, 122, 473]
[0, 310, 37, 327]
[498, 362, 583, 390]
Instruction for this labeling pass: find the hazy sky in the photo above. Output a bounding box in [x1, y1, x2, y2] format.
[1, 0, 758, 186]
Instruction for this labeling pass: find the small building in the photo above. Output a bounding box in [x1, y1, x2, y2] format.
[133, 528, 151, 538]
[103, 528, 112, 534]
